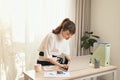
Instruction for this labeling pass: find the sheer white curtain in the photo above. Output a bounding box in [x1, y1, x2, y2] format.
[75, 0, 91, 56]
[0, 0, 75, 80]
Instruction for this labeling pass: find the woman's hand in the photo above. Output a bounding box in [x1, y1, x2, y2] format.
[59, 64, 69, 70]
[47, 58, 69, 70]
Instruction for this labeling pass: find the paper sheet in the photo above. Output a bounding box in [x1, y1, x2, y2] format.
[44, 71, 70, 77]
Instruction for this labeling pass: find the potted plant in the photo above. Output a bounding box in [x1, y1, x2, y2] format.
[81, 31, 100, 55]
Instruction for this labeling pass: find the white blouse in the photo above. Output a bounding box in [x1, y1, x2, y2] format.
[37, 32, 70, 61]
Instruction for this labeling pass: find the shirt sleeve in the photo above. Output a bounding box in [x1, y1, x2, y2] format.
[43, 33, 54, 58]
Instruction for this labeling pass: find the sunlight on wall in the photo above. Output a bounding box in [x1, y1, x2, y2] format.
[27, 0, 73, 43]
[0, 0, 75, 80]
[0, 0, 69, 43]
[0, 0, 73, 44]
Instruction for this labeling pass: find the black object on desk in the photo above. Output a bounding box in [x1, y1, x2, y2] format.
[94, 58, 100, 68]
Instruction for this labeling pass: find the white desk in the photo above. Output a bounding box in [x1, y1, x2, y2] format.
[23, 65, 117, 80]
[23, 56, 117, 80]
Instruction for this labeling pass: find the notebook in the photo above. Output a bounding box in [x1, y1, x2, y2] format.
[67, 55, 90, 72]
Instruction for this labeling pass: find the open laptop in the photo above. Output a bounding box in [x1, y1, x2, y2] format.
[67, 55, 90, 72]
[43, 55, 90, 71]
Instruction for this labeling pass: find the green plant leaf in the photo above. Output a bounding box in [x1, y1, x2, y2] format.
[81, 31, 100, 53]
[88, 32, 93, 34]
[88, 39, 97, 47]
[92, 35, 100, 38]
[81, 36, 89, 41]
[81, 41, 90, 49]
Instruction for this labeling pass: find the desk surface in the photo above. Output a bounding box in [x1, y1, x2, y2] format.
[23, 56, 117, 80]
[23, 65, 117, 80]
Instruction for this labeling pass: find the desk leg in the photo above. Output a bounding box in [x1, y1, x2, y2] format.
[23, 72, 28, 80]
[91, 77, 97, 80]
[113, 70, 117, 80]
[24, 74, 33, 80]
[24, 75, 28, 80]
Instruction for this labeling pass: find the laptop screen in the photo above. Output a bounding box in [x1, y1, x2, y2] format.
[68, 55, 90, 71]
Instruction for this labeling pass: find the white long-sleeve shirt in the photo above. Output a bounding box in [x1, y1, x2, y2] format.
[37, 32, 70, 61]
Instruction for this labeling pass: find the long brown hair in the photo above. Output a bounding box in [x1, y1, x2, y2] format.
[52, 18, 76, 34]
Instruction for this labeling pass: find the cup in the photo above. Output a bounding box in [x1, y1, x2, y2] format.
[34, 64, 42, 72]
[94, 59, 100, 68]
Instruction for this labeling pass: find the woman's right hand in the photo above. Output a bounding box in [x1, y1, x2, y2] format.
[60, 64, 68, 69]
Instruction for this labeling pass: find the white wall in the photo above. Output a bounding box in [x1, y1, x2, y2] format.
[91, 0, 120, 79]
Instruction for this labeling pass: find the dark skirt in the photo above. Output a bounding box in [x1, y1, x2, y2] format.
[37, 52, 68, 66]
[37, 60, 54, 66]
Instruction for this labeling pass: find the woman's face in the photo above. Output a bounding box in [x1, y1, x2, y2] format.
[62, 30, 73, 40]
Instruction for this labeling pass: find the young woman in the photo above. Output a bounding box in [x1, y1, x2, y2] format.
[37, 18, 76, 69]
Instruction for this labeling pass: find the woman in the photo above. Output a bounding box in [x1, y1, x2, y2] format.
[37, 18, 76, 69]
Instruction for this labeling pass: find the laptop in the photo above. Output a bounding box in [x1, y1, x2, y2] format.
[67, 55, 90, 72]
